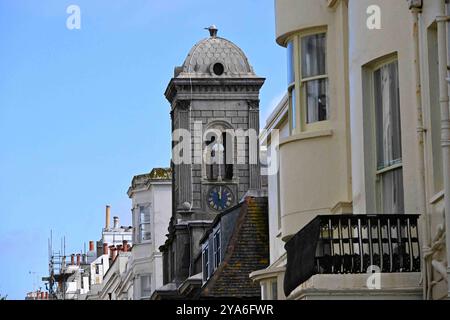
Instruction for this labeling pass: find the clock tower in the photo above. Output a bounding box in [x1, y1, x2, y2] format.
[160, 26, 265, 288]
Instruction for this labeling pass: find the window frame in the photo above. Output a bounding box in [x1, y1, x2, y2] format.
[213, 229, 221, 270]
[285, 27, 330, 134]
[140, 274, 152, 298]
[202, 244, 210, 282]
[138, 204, 152, 243]
[368, 56, 404, 214]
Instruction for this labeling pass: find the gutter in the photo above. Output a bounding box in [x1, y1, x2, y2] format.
[436, 4, 450, 298]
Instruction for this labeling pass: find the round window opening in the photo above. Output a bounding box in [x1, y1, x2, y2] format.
[213, 63, 225, 76]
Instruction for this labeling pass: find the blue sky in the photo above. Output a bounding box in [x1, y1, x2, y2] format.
[0, 0, 285, 299]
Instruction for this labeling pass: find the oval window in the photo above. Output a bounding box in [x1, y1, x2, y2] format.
[213, 63, 225, 76]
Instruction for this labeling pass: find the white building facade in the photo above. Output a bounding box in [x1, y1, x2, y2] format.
[127, 168, 172, 299]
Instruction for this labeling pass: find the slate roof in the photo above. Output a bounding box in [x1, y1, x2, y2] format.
[178, 36, 256, 78]
[201, 196, 269, 299]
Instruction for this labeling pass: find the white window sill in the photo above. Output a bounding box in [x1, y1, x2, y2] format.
[280, 129, 333, 147]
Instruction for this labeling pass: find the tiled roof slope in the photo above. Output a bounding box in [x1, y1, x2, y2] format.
[201, 196, 269, 298]
[179, 37, 256, 78]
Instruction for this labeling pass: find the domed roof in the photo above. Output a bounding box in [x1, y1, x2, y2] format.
[177, 27, 255, 78]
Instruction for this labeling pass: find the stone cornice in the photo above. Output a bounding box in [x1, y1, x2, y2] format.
[165, 77, 265, 103]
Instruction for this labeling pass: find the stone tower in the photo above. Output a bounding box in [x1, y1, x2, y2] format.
[160, 26, 265, 289]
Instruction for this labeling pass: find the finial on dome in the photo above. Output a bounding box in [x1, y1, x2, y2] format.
[205, 25, 218, 38]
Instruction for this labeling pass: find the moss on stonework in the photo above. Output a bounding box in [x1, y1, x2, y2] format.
[149, 167, 172, 179]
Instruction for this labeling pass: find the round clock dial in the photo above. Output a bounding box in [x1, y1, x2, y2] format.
[208, 186, 233, 211]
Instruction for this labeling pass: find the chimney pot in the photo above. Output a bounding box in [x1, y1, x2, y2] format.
[89, 241, 95, 252]
[123, 240, 128, 252]
[110, 246, 117, 260]
[76, 253, 81, 266]
[102, 242, 109, 255]
[71, 254, 75, 265]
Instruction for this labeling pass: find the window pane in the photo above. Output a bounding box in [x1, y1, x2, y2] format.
[140, 206, 150, 223]
[214, 232, 221, 269]
[203, 247, 209, 281]
[306, 79, 328, 123]
[287, 41, 295, 85]
[271, 281, 278, 300]
[374, 61, 402, 169]
[380, 168, 404, 214]
[141, 275, 151, 297]
[140, 223, 151, 241]
[289, 87, 297, 129]
[301, 33, 326, 78]
[261, 282, 268, 300]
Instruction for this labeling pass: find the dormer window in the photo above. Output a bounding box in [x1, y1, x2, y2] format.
[202, 244, 210, 282]
[213, 229, 221, 270]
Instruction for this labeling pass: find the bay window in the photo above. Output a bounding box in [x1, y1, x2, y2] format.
[287, 41, 296, 131]
[286, 30, 329, 133]
[301, 33, 328, 124]
[139, 205, 151, 242]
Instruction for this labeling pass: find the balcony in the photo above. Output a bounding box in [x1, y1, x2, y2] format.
[284, 214, 421, 297]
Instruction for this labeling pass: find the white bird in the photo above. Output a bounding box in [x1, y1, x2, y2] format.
[205, 25, 218, 37]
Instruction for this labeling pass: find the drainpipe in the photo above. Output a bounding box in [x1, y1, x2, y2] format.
[409, 1, 430, 299]
[437, 8, 450, 298]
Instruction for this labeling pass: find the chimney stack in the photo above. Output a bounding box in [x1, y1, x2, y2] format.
[76, 254, 81, 266]
[113, 216, 119, 229]
[89, 240, 95, 252]
[102, 242, 109, 255]
[123, 240, 128, 252]
[71, 254, 75, 265]
[110, 246, 117, 260]
[105, 205, 111, 229]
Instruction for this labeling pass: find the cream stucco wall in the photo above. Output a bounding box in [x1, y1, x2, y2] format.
[273, 0, 448, 300]
[348, 0, 418, 215]
[277, 0, 352, 240]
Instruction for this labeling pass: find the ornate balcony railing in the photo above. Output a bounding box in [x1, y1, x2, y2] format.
[284, 214, 421, 297]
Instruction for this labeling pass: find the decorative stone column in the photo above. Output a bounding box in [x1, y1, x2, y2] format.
[248, 100, 261, 190]
[176, 100, 192, 210]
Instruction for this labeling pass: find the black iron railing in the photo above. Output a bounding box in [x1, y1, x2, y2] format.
[284, 214, 421, 297]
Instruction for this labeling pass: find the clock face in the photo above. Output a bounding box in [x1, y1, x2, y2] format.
[208, 186, 233, 211]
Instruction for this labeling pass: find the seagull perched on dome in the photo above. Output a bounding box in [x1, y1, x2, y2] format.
[205, 25, 218, 38]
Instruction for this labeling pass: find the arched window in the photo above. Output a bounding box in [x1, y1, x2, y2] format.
[203, 122, 234, 181]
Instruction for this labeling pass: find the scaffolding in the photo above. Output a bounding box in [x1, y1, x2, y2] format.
[43, 230, 66, 300]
